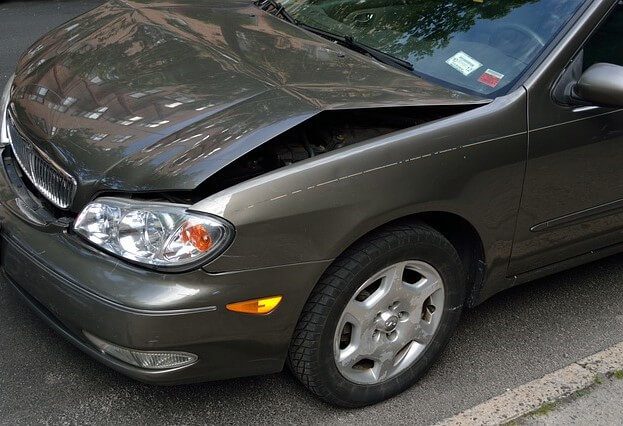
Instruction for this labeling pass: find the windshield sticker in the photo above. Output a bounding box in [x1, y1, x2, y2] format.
[445, 51, 482, 76]
[478, 69, 505, 88]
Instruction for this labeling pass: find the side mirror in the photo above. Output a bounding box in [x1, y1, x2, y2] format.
[573, 63, 623, 108]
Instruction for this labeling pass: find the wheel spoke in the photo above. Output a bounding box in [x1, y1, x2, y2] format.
[337, 329, 380, 368]
[396, 308, 437, 347]
[387, 261, 409, 291]
[372, 354, 395, 382]
[342, 299, 374, 328]
[336, 342, 360, 368]
[363, 336, 399, 381]
[413, 275, 443, 301]
[413, 322, 434, 345]
[392, 321, 418, 348]
[362, 263, 406, 312]
[336, 302, 380, 366]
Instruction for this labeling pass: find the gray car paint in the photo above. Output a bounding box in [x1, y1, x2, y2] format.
[10, 0, 482, 210]
[196, 90, 527, 302]
[511, 0, 623, 277]
[2, 0, 623, 385]
[575, 63, 623, 107]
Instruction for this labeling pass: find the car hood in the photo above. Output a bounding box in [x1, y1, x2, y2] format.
[9, 0, 484, 208]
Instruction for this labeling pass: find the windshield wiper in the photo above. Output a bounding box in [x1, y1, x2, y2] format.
[253, 2, 413, 73]
[254, 0, 296, 24]
[297, 23, 414, 72]
[347, 38, 414, 72]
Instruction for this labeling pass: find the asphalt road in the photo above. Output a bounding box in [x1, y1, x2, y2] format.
[2, 2, 623, 424]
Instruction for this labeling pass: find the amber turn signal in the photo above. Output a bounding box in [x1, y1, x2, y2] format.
[180, 223, 213, 252]
[226, 296, 283, 315]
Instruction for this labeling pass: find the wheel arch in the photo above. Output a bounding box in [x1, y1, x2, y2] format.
[414, 212, 486, 308]
[326, 210, 487, 309]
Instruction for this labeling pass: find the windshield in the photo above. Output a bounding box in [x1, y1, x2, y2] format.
[281, 0, 585, 97]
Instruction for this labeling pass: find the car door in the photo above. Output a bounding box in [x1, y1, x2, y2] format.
[509, 1, 623, 274]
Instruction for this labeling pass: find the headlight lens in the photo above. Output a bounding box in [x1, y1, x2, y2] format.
[74, 197, 234, 269]
[0, 74, 15, 145]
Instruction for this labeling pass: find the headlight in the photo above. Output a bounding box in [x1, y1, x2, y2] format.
[0, 74, 15, 145]
[74, 197, 234, 270]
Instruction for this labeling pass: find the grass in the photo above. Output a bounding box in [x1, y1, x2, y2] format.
[532, 402, 557, 417]
[523, 374, 608, 421]
[513, 371, 618, 424]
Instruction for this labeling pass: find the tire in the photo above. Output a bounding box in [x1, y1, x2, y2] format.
[287, 221, 466, 407]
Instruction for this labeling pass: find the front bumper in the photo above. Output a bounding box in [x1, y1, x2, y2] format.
[0, 149, 330, 384]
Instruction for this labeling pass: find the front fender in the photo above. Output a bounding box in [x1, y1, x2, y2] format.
[195, 91, 528, 294]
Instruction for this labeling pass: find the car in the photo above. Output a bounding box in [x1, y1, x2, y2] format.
[1, 0, 622, 407]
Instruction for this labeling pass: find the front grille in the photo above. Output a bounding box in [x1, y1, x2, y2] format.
[7, 117, 76, 209]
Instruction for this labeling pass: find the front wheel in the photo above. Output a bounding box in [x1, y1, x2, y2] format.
[288, 222, 466, 407]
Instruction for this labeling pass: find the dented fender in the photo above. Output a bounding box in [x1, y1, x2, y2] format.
[194, 90, 528, 306]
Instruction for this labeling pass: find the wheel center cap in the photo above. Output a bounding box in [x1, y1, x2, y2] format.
[376, 312, 399, 333]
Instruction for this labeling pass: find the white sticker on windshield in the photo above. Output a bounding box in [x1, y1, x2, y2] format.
[446, 51, 482, 76]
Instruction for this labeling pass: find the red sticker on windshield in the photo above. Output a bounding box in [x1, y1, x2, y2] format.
[478, 69, 504, 88]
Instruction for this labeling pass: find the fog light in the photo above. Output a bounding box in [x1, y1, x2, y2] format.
[84, 331, 198, 370]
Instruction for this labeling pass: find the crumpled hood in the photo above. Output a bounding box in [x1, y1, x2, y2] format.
[10, 0, 483, 208]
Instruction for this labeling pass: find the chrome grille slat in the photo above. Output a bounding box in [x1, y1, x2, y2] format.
[7, 117, 77, 209]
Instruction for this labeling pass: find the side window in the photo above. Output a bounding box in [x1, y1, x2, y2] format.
[583, 4, 623, 70]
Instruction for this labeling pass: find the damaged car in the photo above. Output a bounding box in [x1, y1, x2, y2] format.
[1, 0, 623, 407]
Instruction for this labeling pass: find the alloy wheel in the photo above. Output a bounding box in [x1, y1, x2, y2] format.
[333, 260, 445, 385]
